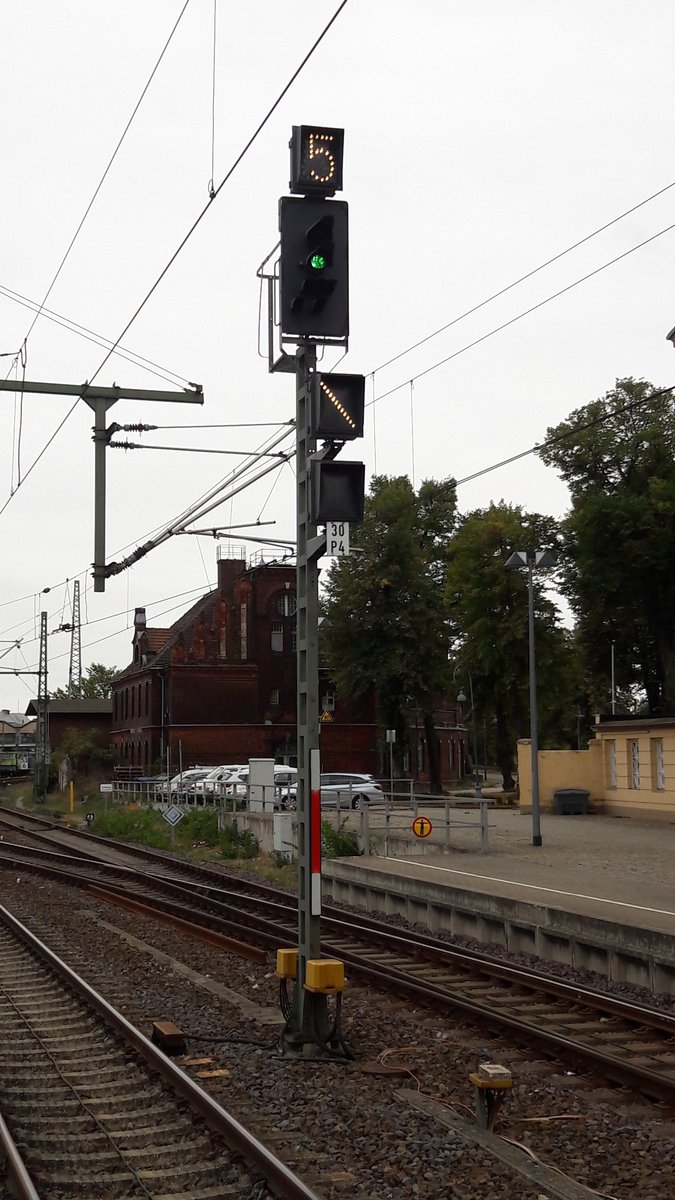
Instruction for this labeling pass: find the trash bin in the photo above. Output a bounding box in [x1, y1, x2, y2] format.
[554, 788, 589, 815]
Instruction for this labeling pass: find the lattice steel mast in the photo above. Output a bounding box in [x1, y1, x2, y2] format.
[68, 580, 82, 696]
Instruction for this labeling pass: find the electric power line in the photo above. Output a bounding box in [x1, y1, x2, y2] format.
[372, 178, 675, 377]
[15, 0, 194, 356]
[369, 220, 675, 410]
[455, 385, 675, 489]
[0, 283, 192, 387]
[0, 0, 349, 522]
[86, 0, 351, 392]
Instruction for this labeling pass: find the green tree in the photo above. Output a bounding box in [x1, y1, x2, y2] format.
[445, 503, 574, 789]
[323, 474, 457, 793]
[539, 378, 675, 713]
[51, 726, 116, 777]
[51, 661, 118, 700]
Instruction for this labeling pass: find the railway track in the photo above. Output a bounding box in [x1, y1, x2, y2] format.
[0, 903, 322, 1200]
[2, 806, 674, 1104]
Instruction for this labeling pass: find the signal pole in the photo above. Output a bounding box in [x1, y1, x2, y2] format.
[293, 341, 327, 1042]
[265, 126, 366, 1054]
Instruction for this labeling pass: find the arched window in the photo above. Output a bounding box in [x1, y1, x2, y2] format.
[276, 593, 297, 617]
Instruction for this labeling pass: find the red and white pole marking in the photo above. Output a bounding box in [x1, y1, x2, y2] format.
[310, 747, 321, 915]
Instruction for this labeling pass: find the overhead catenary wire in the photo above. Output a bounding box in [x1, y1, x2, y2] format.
[0, 283, 193, 388]
[12, 0, 194, 359]
[85, 0, 351, 392]
[108, 441, 290, 458]
[368, 220, 675, 410]
[454, 384, 675, 489]
[0, 0, 349, 523]
[0, 418, 295, 625]
[372, 176, 675, 377]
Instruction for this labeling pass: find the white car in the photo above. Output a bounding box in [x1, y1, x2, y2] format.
[194, 765, 247, 798]
[158, 768, 212, 799]
[282, 772, 382, 810]
[225, 765, 298, 808]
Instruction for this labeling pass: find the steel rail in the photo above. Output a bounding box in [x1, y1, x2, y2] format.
[3, 813, 674, 1100]
[0, 904, 323, 1200]
[0, 1111, 40, 1200]
[2, 839, 673, 1033]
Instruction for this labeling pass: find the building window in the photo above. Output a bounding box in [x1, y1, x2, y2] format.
[629, 739, 640, 790]
[605, 739, 617, 789]
[321, 691, 336, 712]
[277, 593, 297, 617]
[270, 688, 280, 707]
[240, 603, 248, 659]
[651, 737, 665, 791]
[291, 626, 297, 653]
[271, 622, 284, 653]
[145, 681, 149, 716]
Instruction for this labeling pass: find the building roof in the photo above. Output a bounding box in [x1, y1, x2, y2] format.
[26, 698, 112, 716]
[115, 589, 217, 678]
[0, 711, 33, 731]
[144, 628, 171, 652]
[595, 714, 675, 732]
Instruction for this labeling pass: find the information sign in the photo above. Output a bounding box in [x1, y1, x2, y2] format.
[412, 815, 432, 839]
[99, 783, 113, 793]
[85, 813, 95, 824]
[162, 803, 185, 828]
[326, 521, 350, 556]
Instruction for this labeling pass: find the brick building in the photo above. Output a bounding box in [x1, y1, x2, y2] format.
[25, 699, 112, 758]
[111, 549, 466, 784]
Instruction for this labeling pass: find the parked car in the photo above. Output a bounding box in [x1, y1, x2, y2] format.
[158, 768, 212, 799]
[194, 765, 247, 798]
[281, 772, 382, 809]
[225, 765, 298, 808]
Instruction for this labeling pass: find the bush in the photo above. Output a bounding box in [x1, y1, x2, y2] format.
[219, 823, 259, 860]
[180, 808, 219, 846]
[321, 819, 360, 859]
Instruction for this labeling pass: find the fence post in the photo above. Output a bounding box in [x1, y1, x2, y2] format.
[480, 800, 489, 853]
[412, 793, 418, 819]
[360, 802, 369, 855]
[384, 809, 389, 858]
[445, 799, 450, 849]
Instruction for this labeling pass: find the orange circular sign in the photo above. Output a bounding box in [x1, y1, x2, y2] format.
[412, 815, 433, 838]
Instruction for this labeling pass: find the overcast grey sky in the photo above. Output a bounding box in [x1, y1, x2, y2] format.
[2, 0, 674, 705]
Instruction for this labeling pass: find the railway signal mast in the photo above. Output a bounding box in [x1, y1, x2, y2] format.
[268, 127, 365, 1053]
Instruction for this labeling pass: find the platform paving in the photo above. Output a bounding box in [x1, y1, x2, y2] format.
[358, 807, 675, 935]
[322, 808, 675, 991]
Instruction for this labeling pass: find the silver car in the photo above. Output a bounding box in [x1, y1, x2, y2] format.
[283, 772, 382, 810]
[319, 773, 382, 809]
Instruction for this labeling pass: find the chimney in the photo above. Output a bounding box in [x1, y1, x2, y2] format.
[218, 555, 246, 598]
[134, 607, 147, 633]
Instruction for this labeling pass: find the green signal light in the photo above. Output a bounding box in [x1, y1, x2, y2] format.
[309, 253, 326, 271]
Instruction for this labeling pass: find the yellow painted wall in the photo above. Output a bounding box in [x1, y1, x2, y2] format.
[517, 740, 602, 809]
[517, 725, 675, 821]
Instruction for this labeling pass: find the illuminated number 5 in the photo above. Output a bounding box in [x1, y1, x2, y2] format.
[309, 132, 334, 183]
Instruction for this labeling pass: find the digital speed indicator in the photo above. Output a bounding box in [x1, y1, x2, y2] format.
[290, 125, 344, 196]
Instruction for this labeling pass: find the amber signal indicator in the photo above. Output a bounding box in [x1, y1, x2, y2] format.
[290, 125, 344, 196]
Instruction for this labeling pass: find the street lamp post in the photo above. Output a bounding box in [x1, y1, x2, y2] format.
[456, 678, 481, 797]
[505, 548, 555, 847]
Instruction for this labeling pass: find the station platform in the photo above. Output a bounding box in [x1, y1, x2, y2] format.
[321, 808, 675, 996]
